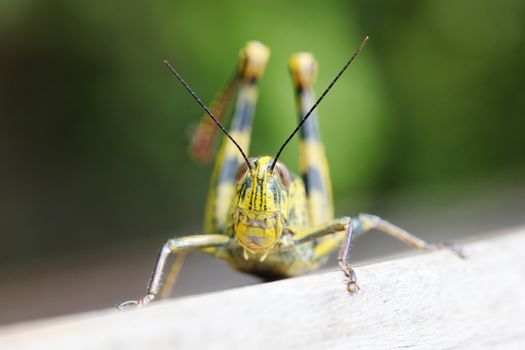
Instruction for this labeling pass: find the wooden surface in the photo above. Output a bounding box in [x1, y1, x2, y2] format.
[1, 229, 524, 350]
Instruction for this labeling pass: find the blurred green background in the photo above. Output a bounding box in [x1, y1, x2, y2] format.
[0, 0, 524, 323]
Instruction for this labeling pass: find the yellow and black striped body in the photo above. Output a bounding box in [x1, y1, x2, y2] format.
[201, 45, 340, 279]
[222, 156, 316, 279]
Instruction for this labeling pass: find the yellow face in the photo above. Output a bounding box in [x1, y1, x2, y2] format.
[232, 156, 291, 252]
[234, 210, 282, 251]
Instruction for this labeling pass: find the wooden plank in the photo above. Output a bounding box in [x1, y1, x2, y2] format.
[1, 229, 524, 350]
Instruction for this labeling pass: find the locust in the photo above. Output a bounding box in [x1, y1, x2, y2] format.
[118, 37, 464, 309]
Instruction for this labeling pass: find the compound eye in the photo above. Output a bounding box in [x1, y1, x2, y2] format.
[274, 161, 291, 189]
[235, 162, 250, 182]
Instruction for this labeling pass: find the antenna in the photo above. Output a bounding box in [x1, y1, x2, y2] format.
[271, 36, 369, 171]
[164, 60, 252, 170]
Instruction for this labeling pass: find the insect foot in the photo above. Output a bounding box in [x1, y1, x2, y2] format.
[428, 242, 466, 259]
[339, 262, 360, 293]
[116, 294, 155, 310]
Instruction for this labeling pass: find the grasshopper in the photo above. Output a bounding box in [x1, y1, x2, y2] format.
[118, 37, 464, 309]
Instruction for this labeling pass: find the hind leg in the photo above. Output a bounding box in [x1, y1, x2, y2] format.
[203, 42, 270, 234]
[289, 52, 335, 226]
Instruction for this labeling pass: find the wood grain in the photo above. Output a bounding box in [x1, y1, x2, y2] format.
[1, 229, 524, 350]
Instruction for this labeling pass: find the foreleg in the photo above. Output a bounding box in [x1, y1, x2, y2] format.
[117, 234, 230, 309]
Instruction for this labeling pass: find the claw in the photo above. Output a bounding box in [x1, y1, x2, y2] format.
[429, 241, 466, 259]
[116, 294, 155, 310]
[347, 280, 359, 293]
[339, 262, 359, 294]
[116, 300, 139, 310]
[445, 242, 466, 259]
